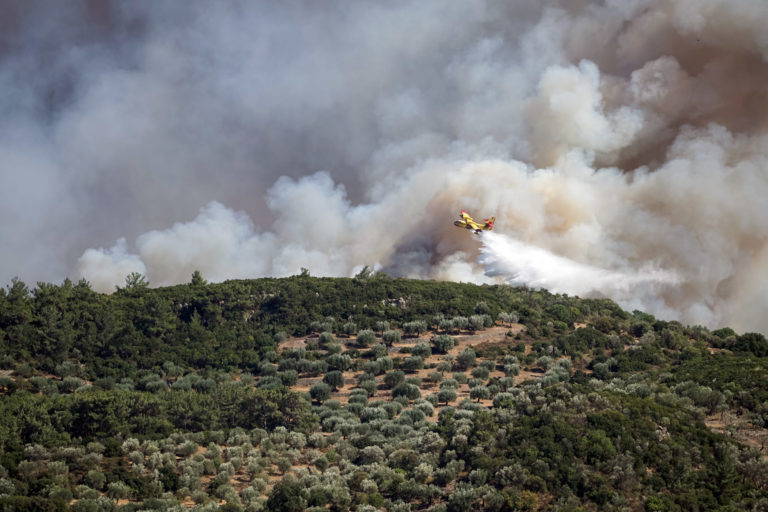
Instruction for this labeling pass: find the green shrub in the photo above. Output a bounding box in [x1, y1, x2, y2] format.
[384, 370, 405, 389]
[431, 335, 455, 354]
[382, 330, 402, 346]
[323, 371, 345, 391]
[402, 356, 424, 372]
[310, 382, 331, 403]
[356, 329, 376, 347]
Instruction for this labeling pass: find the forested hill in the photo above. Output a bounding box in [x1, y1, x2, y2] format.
[0, 271, 630, 379]
[1, 273, 767, 511]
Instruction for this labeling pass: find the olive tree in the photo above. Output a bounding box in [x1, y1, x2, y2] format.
[402, 356, 424, 372]
[342, 321, 358, 337]
[382, 330, 402, 346]
[318, 331, 335, 348]
[392, 383, 421, 402]
[359, 379, 377, 396]
[437, 388, 457, 405]
[384, 370, 405, 389]
[84, 470, 106, 490]
[323, 371, 345, 391]
[326, 353, 352, 371]
[411, 343, 432, 358]
[469, 314, 487, 331]
[106, 481, 132, 500]
[431, 334, 455, 354]
[455, 348, 476, 370]
[356, 329, 376, 347]
[310, 382, 332, 403]
[470, 385, 490, 402]
[504, 364, 520, 377]
[371, 343, 388, 358]
[452, 316, 469, 332]
[439, 318, 454, 333]
[267, 477, 307, 512]
[537, 355, 554, 370]
[402, 320, 428, 337]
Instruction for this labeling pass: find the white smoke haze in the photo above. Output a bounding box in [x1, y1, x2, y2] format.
[3, 1, 768, 333]
[77, 238, 146, 293]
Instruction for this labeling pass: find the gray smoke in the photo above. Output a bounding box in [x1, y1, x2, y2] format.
[3, 1, 768, 332]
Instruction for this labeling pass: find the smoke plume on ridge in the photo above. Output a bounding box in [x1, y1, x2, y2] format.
[2, 1, 768, 332]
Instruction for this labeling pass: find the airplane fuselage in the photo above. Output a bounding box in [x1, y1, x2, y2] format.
[454, 210, 494, 233]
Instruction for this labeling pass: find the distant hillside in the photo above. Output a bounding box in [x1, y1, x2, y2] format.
[0, 272, 629, 379]
[1, 273, 767, 511]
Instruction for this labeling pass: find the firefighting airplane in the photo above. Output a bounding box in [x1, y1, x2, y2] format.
[453, 210, 495, 233]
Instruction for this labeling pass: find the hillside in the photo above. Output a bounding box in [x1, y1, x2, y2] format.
[0, 273, 767, 511]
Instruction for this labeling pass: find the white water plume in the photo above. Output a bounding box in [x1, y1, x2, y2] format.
[479, 232, 681, 315]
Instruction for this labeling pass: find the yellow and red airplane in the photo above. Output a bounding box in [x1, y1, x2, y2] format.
[454, 210, 495, 233]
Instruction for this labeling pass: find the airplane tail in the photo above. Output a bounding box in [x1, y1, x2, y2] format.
[485, 217, 495, 229]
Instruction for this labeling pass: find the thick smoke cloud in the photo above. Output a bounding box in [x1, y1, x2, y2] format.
[3, 1, 768, 333]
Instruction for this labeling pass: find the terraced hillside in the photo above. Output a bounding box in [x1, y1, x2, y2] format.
[1, 274, 767, 511]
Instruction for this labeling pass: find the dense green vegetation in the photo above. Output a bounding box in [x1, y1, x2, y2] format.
[0, 272, 625, 380]
[1, 273, 767, 511]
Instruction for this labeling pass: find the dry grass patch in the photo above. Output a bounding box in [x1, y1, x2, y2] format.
[706, 412, 768, 454]
[277, 335, 309, 352]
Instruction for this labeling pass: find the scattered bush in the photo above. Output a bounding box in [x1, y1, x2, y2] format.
[384, 370, 405, 389]
[310, 382, 332, 403]
[455, 349, 476, 370]
[431, 335, 455, 354]
[323, 370, 345, 391]
[356, 329, 376, 347]
[382, 330, 402, 346]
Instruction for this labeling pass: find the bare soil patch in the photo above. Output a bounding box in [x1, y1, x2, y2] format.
[706, 412, 768, 455]
[277, 335, 309, 352]
[278, 323, 537, 409]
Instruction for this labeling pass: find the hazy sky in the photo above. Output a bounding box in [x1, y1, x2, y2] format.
[3, 0, 768, 333]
